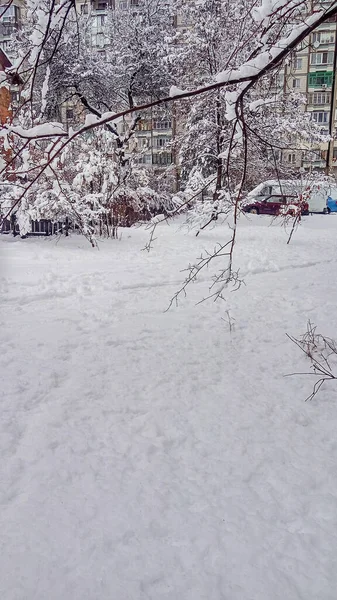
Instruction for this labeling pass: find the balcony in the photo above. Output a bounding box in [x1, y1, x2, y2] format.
[0, 23, 17, 38]
[90, 1, 112, 11]
[308, 71, 333, 88]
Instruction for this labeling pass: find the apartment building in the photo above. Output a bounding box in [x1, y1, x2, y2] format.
[0, 1, 25, 58]
[283, 7, 337, 173]
[0, 2, 24, 119]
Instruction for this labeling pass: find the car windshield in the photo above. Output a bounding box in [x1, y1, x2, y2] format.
[259, 186, 272, 196]
[266, 196, 284, 203]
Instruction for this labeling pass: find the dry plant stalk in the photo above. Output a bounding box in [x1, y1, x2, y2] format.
[286, 321, 337, 401]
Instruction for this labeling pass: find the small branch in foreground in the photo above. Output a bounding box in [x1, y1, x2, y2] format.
[286, 321, 337, 401]
[166, 235, 244, 310]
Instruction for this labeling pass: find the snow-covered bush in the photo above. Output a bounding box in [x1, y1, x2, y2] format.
[2, 127, 178, 241]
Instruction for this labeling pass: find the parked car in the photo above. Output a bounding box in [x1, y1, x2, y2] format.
[242, 194, 309, 216]
[326, 195, 337, 213]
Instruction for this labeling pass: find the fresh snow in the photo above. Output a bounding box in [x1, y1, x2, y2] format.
[252, 0, 303, 24]
[169, 85, 188, 98]
[40, 65, 50, 117]
[215, 11, 325, 88]
[1, 216, 337, 600]
[8, 122, 66, 140]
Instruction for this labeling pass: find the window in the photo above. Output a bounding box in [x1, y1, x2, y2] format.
[293, 57, 302, 70]
[0, 5, 19, 21]
[66, 108, 74, 120]
[1, 5, 15, 18]
[97, 2, 107, 9]
[310, 51, 334, 65]
[308, 71, 333, 87]
[259, 186, 272, 196]
[312, 111, 329, 124]
[138, 120, 151, 131]
[152, 153, 172, 165]
[94, 32, 105, 47]
[154, 136, 171, 148]
[297, 40, 306, 51]
[0, 39, 10, 51]
[0, 5, 20, 31]
[137, 137, 148, 148]
[80, 4, 89, 14]
[312, 31, 335, 45]
[130, 0, 139, 5]
[287, 153, 296, 164]
[138, 154, 152, 164]
[11, 91, 19, 103]
[308, 91, 331, 105]
[266, 195, 285, 203]
[119, 0, 127, 8]
[271, 73, 282, 87]
[153, 120, 172, 130]
[292, 78, 301, 88]
[96, 14, 106, 26]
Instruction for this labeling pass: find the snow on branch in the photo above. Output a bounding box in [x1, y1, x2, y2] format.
[6, 122, 67, 140]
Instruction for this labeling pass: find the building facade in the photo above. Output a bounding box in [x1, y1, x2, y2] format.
[0, 1, 25, 58]
[283, 8, 337, 173]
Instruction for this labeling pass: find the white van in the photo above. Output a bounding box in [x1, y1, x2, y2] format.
[246, 180, 302, 200]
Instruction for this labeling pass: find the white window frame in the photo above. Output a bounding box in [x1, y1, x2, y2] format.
[309, 92, 331, 105]
[138, 153, 152, 165]
[137, 137, 148, 148]
[293, 57, 303, 70]
[152, 152, 173, 165]
[153, 120, 172, 130]
[312, 31, 335, 45]
[155, 136, 171, 148]
[310, 51, 334, 65]
[312, 111, 330, 124]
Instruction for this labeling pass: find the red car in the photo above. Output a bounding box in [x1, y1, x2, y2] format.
[242, 194, 309, 216]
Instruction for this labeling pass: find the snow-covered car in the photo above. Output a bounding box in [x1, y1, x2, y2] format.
[242, 194, 309, 216]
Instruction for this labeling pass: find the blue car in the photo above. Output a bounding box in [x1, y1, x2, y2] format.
[327, 196, 337, 213]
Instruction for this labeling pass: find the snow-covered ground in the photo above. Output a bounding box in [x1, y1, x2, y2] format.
[1, 215, 337, 600]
